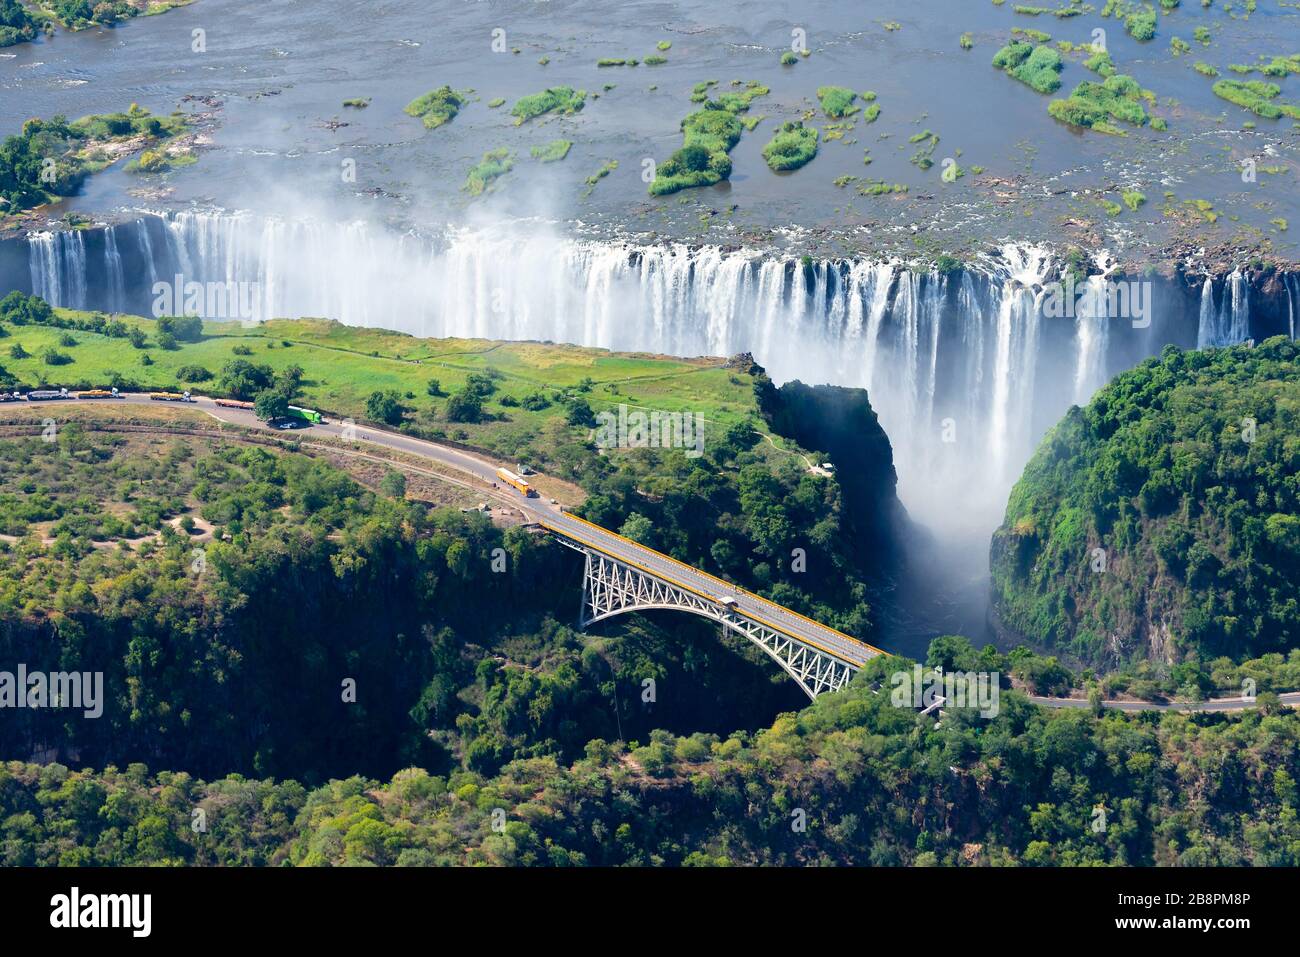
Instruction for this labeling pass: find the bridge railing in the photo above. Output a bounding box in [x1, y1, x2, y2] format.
[537, 517, 881, 669]
[551, 511, 884, 658]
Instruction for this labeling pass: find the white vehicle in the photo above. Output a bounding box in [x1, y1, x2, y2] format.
[718, 596, 739, 609]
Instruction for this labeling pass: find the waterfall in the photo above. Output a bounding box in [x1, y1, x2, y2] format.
[1196, 270, 1252, 348]
[989, 244, 1050, 483]
[28, 229, 88, 311]
[1073, 275, 1111, 406]
[104, 228, 124, 315]
[1196, 276, 1216, 348]
[9, 210, 1267, 540]
[1287, 273, 1296, 340]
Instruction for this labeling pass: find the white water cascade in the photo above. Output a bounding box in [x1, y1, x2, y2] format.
[15, 211, 1264, 542]
[1196, 269, 1252, 348]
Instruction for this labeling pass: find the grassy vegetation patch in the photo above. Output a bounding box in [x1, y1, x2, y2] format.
[908, 129, 940, 170]
[463, 148, 514, 195]
[761, 122, 819, 171]
[816, 86, 860, 118]
[509, 86, 586, 125]
[993, 41, 1064, 93]
[404, 86, 467, 129]
[584, 159, 618, 193]
[1048, 74, 1155, 133]
[649, 85, 767, 196]
[1212, 79, 1300, 120]
[1083, 47, 1115, 75]
[530, 139, 572, 163]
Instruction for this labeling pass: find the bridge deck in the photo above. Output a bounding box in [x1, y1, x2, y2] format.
[537, 511, 883, 669]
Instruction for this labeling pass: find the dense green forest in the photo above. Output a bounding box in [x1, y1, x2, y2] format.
[991, 337, 1300, 675]
[4, 307, 1298, 866]
[0, 0, 37, 47]
[0, 426, 846, 782]
[4, 648, 1298, 866]
[0, 296, 911, 785]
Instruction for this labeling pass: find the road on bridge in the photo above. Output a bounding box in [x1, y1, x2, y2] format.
[90, 394, 882, 671]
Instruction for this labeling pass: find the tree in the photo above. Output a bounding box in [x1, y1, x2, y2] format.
[1087, 683, 1104, 717]
[426, 379, 443, 397]
[926, 635, 979, 672]
[365, 390, 405, 426]
[158, 315, 203, 342]
[127, 328, 148, 349]
[218, 359, 275, 400]
[463, 371, 498, 398]
[445, 391, 482, 423]
[273, 365, 304, 400]
[380, 471, 407, 499]
[619, 513, 654, 545]
[253, 390, 290, 422]
[565, 396, 595, 427]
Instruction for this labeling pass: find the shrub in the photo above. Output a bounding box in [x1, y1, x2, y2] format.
[994, 41, 1065, 93]
[1125, 8, 1157, 42]
[761, 121, 819, 171]
[816, 86, 858, 118]
[365, 390, 406, 426]
[445, 391, 482, 423]
[176, 365, 212, 382]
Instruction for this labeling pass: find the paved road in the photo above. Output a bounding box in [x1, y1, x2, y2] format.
[1030, 690, 1300, 713]
[44, 393, 882, 669]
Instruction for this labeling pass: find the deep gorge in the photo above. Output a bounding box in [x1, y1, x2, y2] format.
[3, 212, 1297, 638]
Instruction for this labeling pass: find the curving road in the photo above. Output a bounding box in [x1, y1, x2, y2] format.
[28, 393, 883, 670]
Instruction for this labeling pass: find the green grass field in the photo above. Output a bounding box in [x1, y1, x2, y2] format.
[1, 311, 761, 461]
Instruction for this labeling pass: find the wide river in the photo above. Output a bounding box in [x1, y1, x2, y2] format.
[3, 0, 1296, 248]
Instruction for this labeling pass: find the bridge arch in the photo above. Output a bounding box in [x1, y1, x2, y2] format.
[567, 545, 857, 699]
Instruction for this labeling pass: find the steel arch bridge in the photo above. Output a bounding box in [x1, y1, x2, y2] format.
[551, 536, 863, 699]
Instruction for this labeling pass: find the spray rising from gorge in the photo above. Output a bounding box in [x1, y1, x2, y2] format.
[9, 211, 1291, 556]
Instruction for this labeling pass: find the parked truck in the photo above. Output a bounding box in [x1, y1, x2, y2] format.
[495, 467, 536, 497]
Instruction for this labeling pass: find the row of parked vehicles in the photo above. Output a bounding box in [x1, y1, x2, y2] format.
[0, 389, 325, 432]
[0, 388, 199, 402]
[214, 398, 325, 426]
[0, 387, 127, 402]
